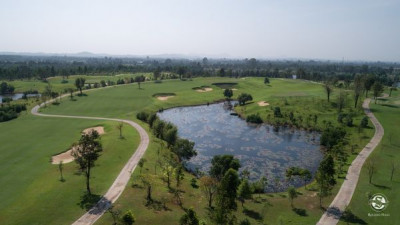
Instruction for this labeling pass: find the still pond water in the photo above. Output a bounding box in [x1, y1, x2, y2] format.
[158, 102, 323, 190]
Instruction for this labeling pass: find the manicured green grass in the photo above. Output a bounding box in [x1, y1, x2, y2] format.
[339, 91, 400, 225]
[0, 111, 140, 225]
[2, 73, 151, 93]
[0, 77, 377, 225]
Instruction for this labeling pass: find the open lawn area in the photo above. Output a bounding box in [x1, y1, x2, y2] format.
[338, 91, 400, 225]
[0, 77, 378, 225]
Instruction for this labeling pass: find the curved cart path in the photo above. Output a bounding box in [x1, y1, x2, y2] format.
[317, 96, 386, 225]
[31, 95, 150, 225]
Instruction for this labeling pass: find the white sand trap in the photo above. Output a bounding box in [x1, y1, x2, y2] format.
[196, 88, 213, 92]
[157, 96, 175, 101]
[232, 88, 238, 90]
[51, 126, 105, 164]
[83, 126, 105, 135]
[258, 101, 270, 106]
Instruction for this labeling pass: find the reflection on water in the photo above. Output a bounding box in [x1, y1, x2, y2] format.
[158, 101, 323, 191]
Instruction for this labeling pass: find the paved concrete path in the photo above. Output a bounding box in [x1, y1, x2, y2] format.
[316, 96, 386, 225]
[31, 93, 150, 225]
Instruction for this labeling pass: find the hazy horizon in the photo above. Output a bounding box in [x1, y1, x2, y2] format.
[1, 0, 399, 62]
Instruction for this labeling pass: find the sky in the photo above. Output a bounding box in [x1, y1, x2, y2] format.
[0, 0, 399, 61]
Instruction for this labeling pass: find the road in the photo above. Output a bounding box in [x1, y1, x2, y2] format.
[31, 94, 150, 225]
[316, 96, 386, 225]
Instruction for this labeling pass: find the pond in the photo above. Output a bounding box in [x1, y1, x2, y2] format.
[158, 101, 323, 191]
[0, 93, 40, 102]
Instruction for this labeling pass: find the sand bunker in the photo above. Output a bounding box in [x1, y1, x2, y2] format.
[51, 126, 105, 164]
[196, 88, 213, 92]
[257, 101, 270, 106]
[232, 88, 238, 91]
[157, 96, 175, 101]
[83, 126, 105, 135]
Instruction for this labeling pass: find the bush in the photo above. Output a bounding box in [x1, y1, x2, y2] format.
[345, 114, 353, 127]
[122, 210, 135, 225]
[320, 126, 346, 149]
[246, 114, 263, 124]
[237, 93, 253, 105]
[136, 111, 149, 122]
[361, 116, 368, 128]
[274, 107, 282, 118]
[2, 97, 12, 103]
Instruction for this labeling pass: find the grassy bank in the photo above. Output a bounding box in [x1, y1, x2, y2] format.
[339, 91, 400, 225]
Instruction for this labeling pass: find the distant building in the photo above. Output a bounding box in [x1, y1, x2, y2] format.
[292, 75, 297, 79]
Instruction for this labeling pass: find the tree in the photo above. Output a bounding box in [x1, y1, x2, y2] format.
[353, 75, 364, 108]
[58, 161, 65, 182]
[287, 186, 298, 208]
[116, 123, 124, 138]
[237, 179, 252, 207]
[237, 93, 253, 105]
[324, 83, 333, 102]
[366, 159, 376, 184]
[67, 88, 74, 100]
[252, 176, 267, 197]
[75, 77, 86, 95]
[72, 130, 102, 195]
[135, 75, 145, 89]
[315, 155, 336, 207]
[337, 91, 346, 112]
[200, 176, 219, 208]
[180, 208, 199, 225]
[177, 67, 186, 80]
[122, 210, 135, 225]
[223, 89, 233, 99]
[171, 138, 197, 161]
[264, 77, 270, 84]
[153, 67, 161, 80]
[162, 164, 174, 189]
[138, 158, 146, 174]
[389, 86, 397, 97]
[300, 169, 312, 189]
[140, 174, 153, 204]
[372, 81, 384, 104]
[175, 165, 185, 187]
[164, 127, 178, 147]
[364, 75, 376, 97]
[210, 155, 240, 180]
[217, 168, 240, 211]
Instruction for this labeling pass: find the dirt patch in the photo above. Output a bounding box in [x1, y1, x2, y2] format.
[257, 101, 270, 106]
[196, 88, 213, 93]
[51, 126, 105, 164]
[157, 96, 175, 101]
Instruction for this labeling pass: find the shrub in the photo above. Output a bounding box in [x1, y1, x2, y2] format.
[274, 107, 282, 118]
[361, 116, 368, 128]
[122, 210, 135, 225]
[136, 111, 149, 122]
[320, 126, 346, 149]
[246, 114, 263, 124]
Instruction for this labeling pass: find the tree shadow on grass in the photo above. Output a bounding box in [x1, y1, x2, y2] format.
[77, 93, 88, 97]
[372, 183, 391, 190]
[292, 207, 308, 217]
[341, 209, 367, 224]
[243, 208, 263, 221]
[78, 192, 102, 210]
